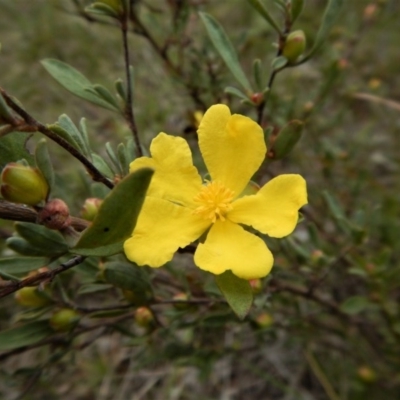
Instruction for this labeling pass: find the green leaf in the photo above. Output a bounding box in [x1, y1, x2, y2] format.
[291, 0, 305, 22]
[224, 86, 249, 101]
[6, 237, 54, 257]
[85, 2, 120, 18]
[91, 84, 121, 110]
[252, 59, 264, 91]
[35, 139, 54, 192]
[199, 12, 252, 92]
[0, 92, 14, 122]
[91, 153, 115, 179]
[269, 120, 304, 160]
[215, 271, 253, 320]
[103, 261, 153, 305]
[0, 257, 48, 275]
[78, 118, 92, 157]
[271, 55, 288, 71]
[105, 142, 122, 175]
[15, 222, 68, 256]
[340, 296, 371, 315]
[300, 0, 343, 63]
[73, 168, 153, 256]
[247, 0, 282, 35]
[117, 143, 129, 176]
[77, 283, 113, 295]
[0, 132, 34, 168]
[0, 321, 53, 351]
[57, 114, 89, 156]
[41, 59, 118, 111]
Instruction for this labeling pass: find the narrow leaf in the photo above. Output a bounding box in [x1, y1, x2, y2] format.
[35, 139, 54, 191]
[200, 12, 252, 92]
[300, 0, 343, 63]
[224, 86, 249, 101]
[247, 0, 282, 35]
[0, 257, 48, 275]
[291, 0, 305, 22]
[41, 59, 118, 111]
[57, 114, 88, 156]
[0, 321, 53, 351]
[215, 271, 253, 320]
[73, 168, 153, 256]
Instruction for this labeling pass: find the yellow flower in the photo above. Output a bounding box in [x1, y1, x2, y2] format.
[124, 104, 307, 280]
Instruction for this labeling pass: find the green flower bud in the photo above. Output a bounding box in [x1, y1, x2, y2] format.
[81, 198, 103, 221]
[357, 366, 377, 383]
[282, 30, 306, 64]
[49, 308, 80, 332]
[255, 312, 274, 328]
[1, 163, 49, 205]
[134, 306, 154, 328]
[15, 286, 52, 307]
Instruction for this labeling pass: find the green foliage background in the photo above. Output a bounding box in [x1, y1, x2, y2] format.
[1, 0, 400, 399]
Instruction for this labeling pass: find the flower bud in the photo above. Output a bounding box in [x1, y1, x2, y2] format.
[249, 279, 263, 294]
[172, 292, 190, 310]
[15, 286, 52, 307]
[357, 366, 377, 383]
[1, 163, 48, 206]
[49, 308, 80, 332]
[37, 199, 71, 230]
[134, 306, 154, 328]
[81, 198, 103, 221]
[282, 30, 306, 64]
[255, 312, 273, 328]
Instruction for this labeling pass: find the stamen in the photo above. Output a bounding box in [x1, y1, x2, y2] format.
[193, 181, 234, 222]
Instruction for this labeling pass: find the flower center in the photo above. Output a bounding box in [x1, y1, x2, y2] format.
[193, 181, 235, 223]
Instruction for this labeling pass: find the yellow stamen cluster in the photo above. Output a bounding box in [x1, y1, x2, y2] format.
[193, 181, 235, 223]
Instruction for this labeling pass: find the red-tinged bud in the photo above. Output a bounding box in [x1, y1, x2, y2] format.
[357, 366, 377, 383]
[37, 199, 71, 230]
[172, 292, 190, 310]
[134, 306, 154, 327]
[15, 286, 52, 307]
[81, 198, 103, 221]
[249, 279, 263, 294]
[363, 4, 378, 21]
[49, 308, 80, 332]
[282, 30, 306, 64]
[250, 92, 264, 106]
[1, 163, 48, 206]
[255, 312, 273, 328]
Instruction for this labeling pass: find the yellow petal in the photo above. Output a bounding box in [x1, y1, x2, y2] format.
[228, 174, 307, 238]
[197, 104, 266, 197]
[124, 197, 210, 267]
[129, 133, 202, 206]
[194, 220, 273, 280]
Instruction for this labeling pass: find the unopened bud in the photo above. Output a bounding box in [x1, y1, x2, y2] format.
[37, 199, 71, 230]
[172, 292, 190, 310]
[50, 308, 80, 332]
[268, 120, 304, 160]
[1, 163, 48, 206]
[255, 312, 273, 328]
[357, 366, 377, 383]
[282, 30, 306, 64]
[134, 306, 154, 327]
[81, 198, 102, 221]
[249, 279, 263, 294]
[15, 286, 52, 307]
[250, 92, 264, 106]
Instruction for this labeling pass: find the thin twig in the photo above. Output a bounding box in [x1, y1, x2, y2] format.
[0, 88, 114, 190]
[0, 199, 89, 232]
[0, 255, 86, 298]
[121, 5, 142, 157]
